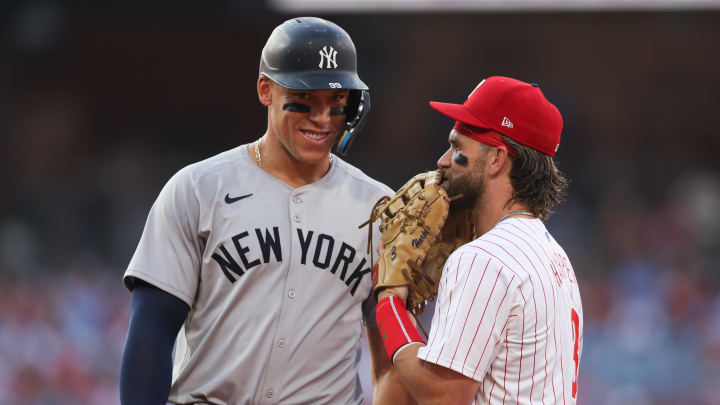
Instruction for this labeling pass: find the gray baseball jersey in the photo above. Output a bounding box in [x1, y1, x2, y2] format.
[124, 144, 392, 405]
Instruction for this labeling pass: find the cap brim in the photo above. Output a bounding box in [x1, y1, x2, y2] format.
[429, 101, 490, 129]
[265, 71, 369, 91]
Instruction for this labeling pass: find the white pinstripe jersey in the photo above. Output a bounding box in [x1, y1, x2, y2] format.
[417, 217, 583, 405]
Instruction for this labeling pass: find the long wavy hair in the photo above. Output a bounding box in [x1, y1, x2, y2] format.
[502, 135, 569, 220]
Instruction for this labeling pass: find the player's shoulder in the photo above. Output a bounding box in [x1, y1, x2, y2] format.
[168, 145, 250, 187]
[451, 221, 542, 281]
[445, 242, 526, 289]
[331, 155, 394, 196]
[184, 145, 249, 178]
[472, 218, 548, 249]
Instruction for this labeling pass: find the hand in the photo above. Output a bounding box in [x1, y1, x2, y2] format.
[377, 286, 409, 302]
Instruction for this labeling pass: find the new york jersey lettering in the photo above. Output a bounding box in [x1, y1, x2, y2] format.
[212, 227, 372, 295]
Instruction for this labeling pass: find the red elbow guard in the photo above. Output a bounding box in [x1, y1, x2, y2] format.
[376, 296, 425, 362]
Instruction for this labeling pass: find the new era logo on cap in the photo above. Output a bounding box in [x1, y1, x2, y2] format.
[428, 76, 563, 156]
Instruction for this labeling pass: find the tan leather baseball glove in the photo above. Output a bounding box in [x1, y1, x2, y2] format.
[360, 170, 474, 317]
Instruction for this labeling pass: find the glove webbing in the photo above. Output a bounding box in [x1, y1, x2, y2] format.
[358, 195, 391, 267]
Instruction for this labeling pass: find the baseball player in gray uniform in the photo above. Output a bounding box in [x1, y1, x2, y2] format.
[119, 17, 410, 405]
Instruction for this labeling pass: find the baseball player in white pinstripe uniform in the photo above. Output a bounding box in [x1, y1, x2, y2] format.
[375, 76, 583, 405]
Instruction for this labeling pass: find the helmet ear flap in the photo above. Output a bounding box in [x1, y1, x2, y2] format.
[335, 90, 371, 156]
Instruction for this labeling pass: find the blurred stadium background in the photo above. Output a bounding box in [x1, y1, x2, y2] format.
[1, 1, 719, 404]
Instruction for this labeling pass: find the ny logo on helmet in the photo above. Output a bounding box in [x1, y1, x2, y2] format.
[319, 46, 338, 69]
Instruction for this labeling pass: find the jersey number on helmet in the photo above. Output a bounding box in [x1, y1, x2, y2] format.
[329, 82, 342, 88]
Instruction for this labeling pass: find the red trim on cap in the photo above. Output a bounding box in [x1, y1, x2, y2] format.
[454, 122, 518, 157]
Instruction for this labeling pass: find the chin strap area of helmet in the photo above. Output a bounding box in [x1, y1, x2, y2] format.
[335, 90, 371, 156]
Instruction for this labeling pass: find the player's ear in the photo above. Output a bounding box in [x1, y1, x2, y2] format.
[485, 144, 511, 177]
[257, 76, 273, 107]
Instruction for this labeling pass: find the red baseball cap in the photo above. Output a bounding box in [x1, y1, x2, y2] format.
[429, 76, 563, 156]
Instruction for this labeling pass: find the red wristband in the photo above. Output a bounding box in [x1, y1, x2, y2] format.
[376, 296, 425, 362]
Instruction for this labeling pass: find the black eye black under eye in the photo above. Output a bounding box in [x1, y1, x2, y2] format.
[453, 151, 469, 166]
[282, 103, 346, 115]
[282, 102, 311, 113]
[329, 106, 346, 115]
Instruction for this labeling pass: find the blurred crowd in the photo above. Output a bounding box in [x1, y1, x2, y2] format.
[569, 174, 720, 405]
[0, 268, 127, 404]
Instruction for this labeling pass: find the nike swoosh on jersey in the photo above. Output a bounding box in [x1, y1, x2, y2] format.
[225, 193, 253, 204]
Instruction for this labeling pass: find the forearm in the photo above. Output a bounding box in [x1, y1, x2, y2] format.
[374, 295, 442, 404]
[366, 325, 417, 405]
[120, 281, 189, 405]
[373, 366, 418, 405]
[120, 323, 175, 404]
[391, 345, 449, 405]
[376, 295, 479, 405]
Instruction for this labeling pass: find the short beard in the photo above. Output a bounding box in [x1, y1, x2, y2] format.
[442, 160, 486, 213]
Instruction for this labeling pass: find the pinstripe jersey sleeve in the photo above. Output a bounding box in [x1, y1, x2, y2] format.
[417, 247, 525, 382]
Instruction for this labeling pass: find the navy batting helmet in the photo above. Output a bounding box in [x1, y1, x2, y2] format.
[259, 17, 370, 156]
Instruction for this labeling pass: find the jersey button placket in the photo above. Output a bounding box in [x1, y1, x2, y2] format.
[288, 288, 296, 299]
[277, 338, 286, 348]
[291, 193, 302, 222]
[265, 388, 273, 399]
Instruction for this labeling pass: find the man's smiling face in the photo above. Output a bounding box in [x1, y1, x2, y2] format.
[262, 78, 349, 165]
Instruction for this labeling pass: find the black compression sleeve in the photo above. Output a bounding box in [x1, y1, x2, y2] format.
[120, 280, 190, 405]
